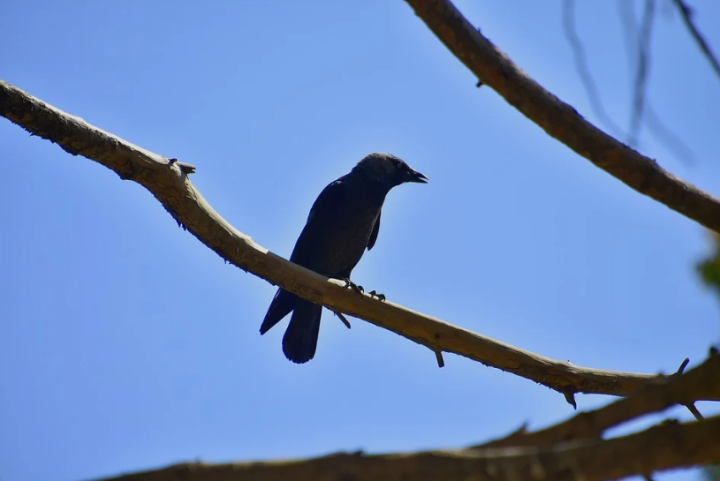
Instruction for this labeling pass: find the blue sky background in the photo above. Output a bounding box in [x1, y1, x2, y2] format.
[1, 1, 719, 481]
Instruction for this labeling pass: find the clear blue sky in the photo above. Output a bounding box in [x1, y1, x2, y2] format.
[1, 1, 719, 481]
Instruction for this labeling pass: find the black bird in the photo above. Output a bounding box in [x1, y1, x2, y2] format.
[260, 153, 428, 363]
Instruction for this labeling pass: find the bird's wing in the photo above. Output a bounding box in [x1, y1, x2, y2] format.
[367, 211, 381, 251]
[260, 287, 298, 334]
[289, 176, 349, 266]
[305, 177, 349, 226]
[262, 179, 349, 334]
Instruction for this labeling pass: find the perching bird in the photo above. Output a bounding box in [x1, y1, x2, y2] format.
[260, 153, 428, 363]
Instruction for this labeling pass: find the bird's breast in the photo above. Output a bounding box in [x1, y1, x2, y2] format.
[306, 198, 383, 277]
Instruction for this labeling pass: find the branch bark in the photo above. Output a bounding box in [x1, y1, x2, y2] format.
[0, 78, 689, 401]
[478, 353, 720, 448]
[96, 416, 720, 481]
[403, 0, 720, 233]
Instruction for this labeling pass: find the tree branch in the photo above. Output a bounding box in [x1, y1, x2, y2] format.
[0, 78, 691, 400]
[478, 353, 720, 448]
[95, 416, 720, 481]
[403, 0, 720, 233]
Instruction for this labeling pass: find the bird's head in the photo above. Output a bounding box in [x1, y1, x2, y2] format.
[353, 153, 428, 188]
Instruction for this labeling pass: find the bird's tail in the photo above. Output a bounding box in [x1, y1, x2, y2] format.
[282, 299, 322, 364]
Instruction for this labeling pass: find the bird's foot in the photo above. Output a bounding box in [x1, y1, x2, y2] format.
[369, 290, 386, 302]
[342, 278, 364, 295]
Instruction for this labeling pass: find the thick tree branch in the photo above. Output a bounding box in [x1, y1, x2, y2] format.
[0, 79, 707, 399]
[95, 416, 720, 481]
[0, 80, 705, 400]
[403, 0, 720, 233]
[478, 353, 720, 448]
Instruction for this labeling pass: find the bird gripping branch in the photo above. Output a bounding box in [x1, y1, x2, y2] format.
[259, 153, 428, 363]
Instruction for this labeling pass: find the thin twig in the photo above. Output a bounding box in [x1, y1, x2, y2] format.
[685, 402, 704, 420]
[643, 104, 695, 163]
[629, 0, 656, 147]
[617, 0, 694, 163]
[332, 310, 352, 329]
[675, 357, 690, 375]
[434, 350, 445, 368]
[167, 158, 197, 175]
[672, 0, 720, 80]
[562, 388, 577, 410]
[562, 0, 625, 138]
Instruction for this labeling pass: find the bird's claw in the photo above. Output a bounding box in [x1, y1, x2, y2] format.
[369, 290, 386, 302]
[342, 278, 364, 295]
[341, 279, 384, 300]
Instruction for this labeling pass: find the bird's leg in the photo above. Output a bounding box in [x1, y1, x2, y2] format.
[368, 290, 386, 302]
[341, 278, 364, 295]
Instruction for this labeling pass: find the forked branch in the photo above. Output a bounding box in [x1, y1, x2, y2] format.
[477, 353, 720, 448]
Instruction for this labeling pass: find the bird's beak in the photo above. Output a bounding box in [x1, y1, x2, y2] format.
[405, 168, 429, 184]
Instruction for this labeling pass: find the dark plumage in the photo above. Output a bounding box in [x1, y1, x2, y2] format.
[260, 153, 428, 363]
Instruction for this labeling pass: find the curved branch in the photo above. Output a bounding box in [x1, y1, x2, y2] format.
[0, 79, 699, 400]
[95, 417, 720, 481]
[478, 353, 720, 448]
[403, 0, 720, 233]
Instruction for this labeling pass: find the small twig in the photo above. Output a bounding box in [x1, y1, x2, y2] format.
[332, 310, 352, 329]
[672, 0, 720, 80]
[178, 163, 196, 175]
[505, 422, 529, 439]
[617, 0, 694, 163]
[675, 357, 691, 375]
[562, 387, 577, 410]
[167, 158, 196, 174]
[562, 0, 625, 138]
[684, 402, 704, 420]
[629, 0, 656, 147]
[643, 104, 695, 164]
[435, 350, 445, 368]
